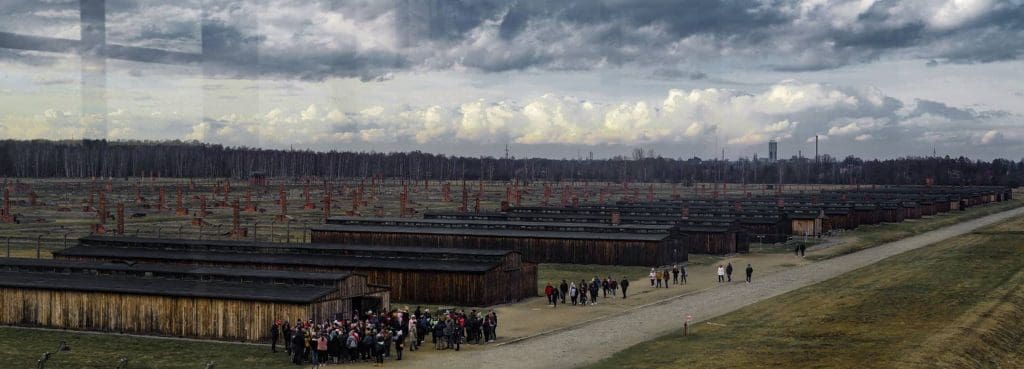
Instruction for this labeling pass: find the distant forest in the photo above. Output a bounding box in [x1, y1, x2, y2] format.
[1, 140, 1022, 187]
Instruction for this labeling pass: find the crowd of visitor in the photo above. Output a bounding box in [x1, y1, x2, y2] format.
[270, 307, 498, 366]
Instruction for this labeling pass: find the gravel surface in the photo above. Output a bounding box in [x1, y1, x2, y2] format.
[394, 207, 1024, 369]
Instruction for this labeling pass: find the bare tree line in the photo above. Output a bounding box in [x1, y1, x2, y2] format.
[1, 139, 1022, 186]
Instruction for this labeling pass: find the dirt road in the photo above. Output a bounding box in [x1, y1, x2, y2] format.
[393, 207, 1024, 369]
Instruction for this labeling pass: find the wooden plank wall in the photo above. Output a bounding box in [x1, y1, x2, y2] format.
[0, 288, 309, 342]
[54, 254, 533, 306]
[741, 222, 789, 243]
[683, 232, 736, 254]
[791, 219, 819, 236]
[828, 214, 855, 229]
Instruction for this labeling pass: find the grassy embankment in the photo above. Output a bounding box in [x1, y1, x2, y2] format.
[584, 215, 1024, 369]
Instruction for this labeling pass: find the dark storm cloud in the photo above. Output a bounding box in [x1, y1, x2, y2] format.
[907, 99, 1009, 120]
[392, 0, 1024, 73]
[1, 0, 1023, 80]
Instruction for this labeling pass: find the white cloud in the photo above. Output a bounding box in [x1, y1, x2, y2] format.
[806, 134, 828, 143]
[827, 117, 888, 136]
[765, 119, 799, 133]
[928, 0, 995, 30]
[300, 104, 320, 121]
[3, 79, 1019, 159]
[728, 131, 766, 145]
[979, 129, 1003, 145]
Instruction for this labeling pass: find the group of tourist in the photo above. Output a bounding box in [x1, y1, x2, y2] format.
[269, 307, 498, 366]
[716, 262, 754, 283]
[649, 264, 688, 288]
[544, 275, 631, 307]
[543, 261, 757, 310]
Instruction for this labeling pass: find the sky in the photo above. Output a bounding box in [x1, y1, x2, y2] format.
[0, 0, 1022, 160]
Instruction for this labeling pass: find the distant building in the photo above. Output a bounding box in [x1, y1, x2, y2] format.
[769, 140, 778, 162]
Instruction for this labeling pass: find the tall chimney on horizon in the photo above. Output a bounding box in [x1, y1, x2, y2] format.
[815, 135, 819, 163]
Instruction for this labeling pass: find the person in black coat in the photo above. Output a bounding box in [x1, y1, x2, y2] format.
[559, 280, 569, 304]
[620, 276, 630, 298]
[270, 320, 280, 353]
[726, 263, 733, 282]
[394, 329, 405, 360]
[282, 321, 292, 355]
[745, 263, 754, 283]
[291, 329, 306, 364]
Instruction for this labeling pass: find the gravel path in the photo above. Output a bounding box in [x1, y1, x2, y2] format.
[404, 207, 1024, 369]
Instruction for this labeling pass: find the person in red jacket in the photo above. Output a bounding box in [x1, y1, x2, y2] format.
[544, 282, 555, 306]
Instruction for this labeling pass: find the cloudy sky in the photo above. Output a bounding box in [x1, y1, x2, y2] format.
[0, 0, 1022, 160]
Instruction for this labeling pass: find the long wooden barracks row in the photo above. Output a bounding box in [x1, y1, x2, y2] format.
[410, 185, 1012, 254]
[0, 257, 388, 342]
[420, 211, 756, 255]
[312, 217, 690, 265]
[53, 236, 537, 307]
[608, 185, 1010, 237]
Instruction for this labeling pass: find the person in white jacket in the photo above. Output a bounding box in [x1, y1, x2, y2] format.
[717, 265, 725, 283]
[649, 268, 657, 287]
[408, 317, 418, 351]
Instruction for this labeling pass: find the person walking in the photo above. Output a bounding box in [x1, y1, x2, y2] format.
[717, 265, 725, 283]
[551, 288, 559, 307]
[662, 269, 671, 288]
[270, 320, 280, 353]
[609, 276, 618, 298]
[649, 268, 656, 287]
[489, 310, 498, 341]
[726, 263, 734, 282]
[589, 279, 600, 305]
[482, 313, 495, 343]
[544, 282, 555, 306]
[681, 265, 688, 284]
[620, 276, 630, 298]
[800, 244, 806, 257]
[569, 282, 578, 305]
[672, 264, 680, 284]
[745, 263, 753, 283]
[655, 269, 663, 288]
[559, 280, 569, 304]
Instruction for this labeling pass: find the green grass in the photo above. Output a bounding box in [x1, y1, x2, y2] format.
[750, 238, 823, 254]
[537, 264, 650, 294]
[809, 199, 1023, 260]
[584, 215, 1024, 369]
[0, 329, 293, 369]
